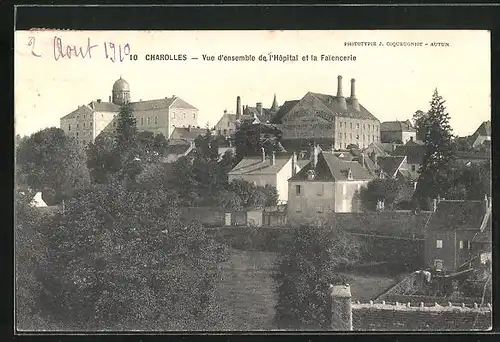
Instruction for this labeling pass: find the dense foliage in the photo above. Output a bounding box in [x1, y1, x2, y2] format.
[273, 221, 360, 330]
[16, 127, 90, 204]
[234, 122, 283, 161]
[18, 179, 229, 331]
[360, 178, 400, 211]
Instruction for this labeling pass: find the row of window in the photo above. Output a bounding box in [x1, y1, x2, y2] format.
[68, 122, 93, 131]
[172, 113, 196, 119]
[436, 239, 471, 249]
[139, 117, 159, 126]
[338, 133, 379, 142]
[338, 122, 379, 132]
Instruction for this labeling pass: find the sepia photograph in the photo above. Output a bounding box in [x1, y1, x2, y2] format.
[14, 29, 492, 332]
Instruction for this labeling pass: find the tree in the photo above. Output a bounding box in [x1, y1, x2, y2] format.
[412, 110, 428, 142]
[234, 122, 282, 161]
[114, 103, 142, 181]
[444, 160, 491, 200]
[414, 90, 455, 205]
[86, 132, 121, 184]
[15, 193, 53, 330]
[136, 131, 169, 162]
[360, 178, 400, 211]
[35, 180, 228, 330]
[273, 221, 360, 330]
[16, 127, 90, 204]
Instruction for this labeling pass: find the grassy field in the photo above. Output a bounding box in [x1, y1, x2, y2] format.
[217, 249, 398, 330]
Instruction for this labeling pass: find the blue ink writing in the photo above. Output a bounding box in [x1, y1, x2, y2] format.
[53, 36, 98, 61]
[104, 42, 131, 63]
[28, 37, 41, 57]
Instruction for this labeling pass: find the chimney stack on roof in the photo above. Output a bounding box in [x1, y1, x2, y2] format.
[97, 99, 102, 103]
[336, 75, 348, 111]
[311, 144, 319, 169]
[236, 96, 242, 118]
[350, 78, 360, 112]
[292, 152, 297, 176]
[256, 102, 263, 116]
[109, 95, 112, 102]
[271, 151, 276, 166]
[261, 147, 266, 162]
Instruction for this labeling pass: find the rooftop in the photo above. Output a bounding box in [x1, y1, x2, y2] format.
[229, 155, 292, 176]
[427, 200, 490, 231]
[473, 121, 491, 137]
[380, 120, 416, 132]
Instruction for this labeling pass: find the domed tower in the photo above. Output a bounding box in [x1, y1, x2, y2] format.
[112, 76, 131, 105]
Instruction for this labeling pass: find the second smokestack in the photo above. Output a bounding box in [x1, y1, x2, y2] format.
[350, 78, 360, 112]
[336, 75, 347, 111]
[236, 96, 242, 118]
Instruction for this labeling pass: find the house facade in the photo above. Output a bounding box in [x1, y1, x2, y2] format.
[270, 76, 380, 151]
[228, 149, 294, 204]
[287, 146, 373, 225]
[380, 120, 417, 144]
[392, 141, 426, 180]
[424, 197, 492, 273]
[60, 77, 199, 145]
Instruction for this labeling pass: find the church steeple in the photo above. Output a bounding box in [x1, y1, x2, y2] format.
[270, 93, 279, 112]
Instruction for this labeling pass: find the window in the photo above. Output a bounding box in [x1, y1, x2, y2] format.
[350, 122, 353, 129]
[223, 129, 227, 135]
[356, 123, 359, 129]
[83, 115, 86, 119]
[83, 122, 86, 128]
[316, 205, 323, 213]
[461, 240, 471, 249]
[411, 165, 416, 172]
[295, 185, 301, 195]
[434, 259, 443, 271]
[436, 240, 443, 248]
[227, 121, 230, 127]
[155, 116, 158, 124]
[347, 169, 353, 180]
[344, 133, 347, 139]
[113, 122, 116, 127]
[459, 240, 464, 249]
[147, 117, 151, 125]
[76, 123, 79, 128]
[350, 133, 352, 140]
[68, 124, 71, 131]
[76, 132, 79, 136]
[193, 113, 196, 119]
[172, 113, 176, 119]
[317, 184, 324, 196]
[363, 124, 365, 130]
[141, 117, 144, 125]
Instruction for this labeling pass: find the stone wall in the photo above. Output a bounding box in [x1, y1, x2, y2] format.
[351, 302, 492, 331]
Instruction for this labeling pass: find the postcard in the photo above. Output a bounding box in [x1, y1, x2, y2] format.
[14, 30, 492, 332]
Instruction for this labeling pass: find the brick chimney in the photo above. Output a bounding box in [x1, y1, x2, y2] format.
[350, 78, 360, 112]
[261, 147, 266, 162]
[329, 284, 353, 331]
[236, 96, 242, 118]
[109, 95, 111, 102]
[292, 152, 297, 176]
[271, 151, 276, 166]
[256, 102, 263, 116]
[311, 144, 319, 169]
[336, 76, 347, 111]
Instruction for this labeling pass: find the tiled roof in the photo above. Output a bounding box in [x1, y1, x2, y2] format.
[170, 127, 208, 141]
[60, 105, 95, 120]
[166, 143, 192, 156]
[362, 142, 389, 157]
[473, 121, 491, 137]
[88, 101, 120, 112]
[377, 156, 407, 178]
[243, 107, 273, 123]
[393, 144, 427, 165]
[427, 200, 489, 231]
[307, 92, 379, 121]
[228, 155, 291, 176]
[269, 100, 300, 123]
[170, 97, 198, 110]
[215, 112, 238, 127]
[289, 151, 373, 182]
[380, 120, 415, 132]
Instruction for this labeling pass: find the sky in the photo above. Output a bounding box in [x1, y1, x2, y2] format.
[15, 30, 490, 137]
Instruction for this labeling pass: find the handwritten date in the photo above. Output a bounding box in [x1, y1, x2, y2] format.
[27, 36, 131, 63]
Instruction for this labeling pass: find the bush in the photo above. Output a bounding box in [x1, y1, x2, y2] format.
[273, 221, 361, 330]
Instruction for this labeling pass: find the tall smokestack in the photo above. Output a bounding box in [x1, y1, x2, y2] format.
[261, 147, 266, 162]
[336, 76, 347, 111]
[236, 96, 242, 118]
[350, 78, 360, 112]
